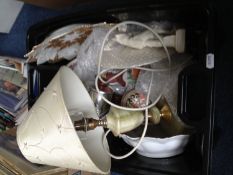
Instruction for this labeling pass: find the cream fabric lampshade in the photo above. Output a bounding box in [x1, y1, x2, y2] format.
[17, 66, 111, 174]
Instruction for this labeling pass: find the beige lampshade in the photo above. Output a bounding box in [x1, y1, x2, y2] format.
[16, 66, 111, 174]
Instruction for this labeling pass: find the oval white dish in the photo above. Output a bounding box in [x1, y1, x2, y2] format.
[121, 134, 189, 158]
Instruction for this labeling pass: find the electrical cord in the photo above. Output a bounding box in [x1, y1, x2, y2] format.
[102, 72, 153, 159]
[95, 21, 171, 159]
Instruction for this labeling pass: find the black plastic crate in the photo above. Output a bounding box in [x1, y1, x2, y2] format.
[26, 1, 215, 174]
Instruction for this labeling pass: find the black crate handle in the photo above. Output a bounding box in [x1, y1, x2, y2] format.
[177, 63, 213, 128]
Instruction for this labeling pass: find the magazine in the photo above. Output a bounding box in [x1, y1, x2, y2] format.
[0, 88, 27, 113]
[0, 79, 26, 99]
[0, 107, 15, 132]
[0, 77, 27, 113]
[0, 56, 25, 73]
[0, 68, 27, 89]
[0, 57, 28, 117]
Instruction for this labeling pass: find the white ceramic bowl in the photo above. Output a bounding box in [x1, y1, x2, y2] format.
[121, 134, 189, 158]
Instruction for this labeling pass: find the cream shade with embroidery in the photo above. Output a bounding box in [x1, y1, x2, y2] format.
[16, 66, 111, 174]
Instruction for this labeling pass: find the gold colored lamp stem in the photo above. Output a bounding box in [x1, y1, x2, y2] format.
[160, 103, 172, 120]
[74, 102, 172, 136]
[74, 118, 107, 132]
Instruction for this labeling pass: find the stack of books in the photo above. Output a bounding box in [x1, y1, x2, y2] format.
[0, 56, 27, 132]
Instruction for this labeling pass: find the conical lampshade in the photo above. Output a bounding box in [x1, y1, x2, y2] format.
[17, 66, 111, 174]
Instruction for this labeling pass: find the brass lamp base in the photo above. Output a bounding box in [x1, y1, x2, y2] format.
[74, 97, 173, 136]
